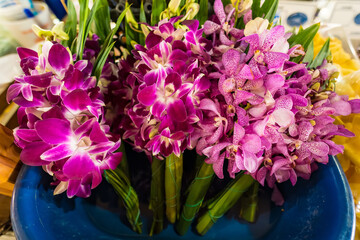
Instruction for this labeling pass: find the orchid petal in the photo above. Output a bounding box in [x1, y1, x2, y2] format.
[48, 44, 71, 72]
[168, 99, 187, 122]
[20, 141, 51, 166]
[223, 49, 241, 76]
[63, 152, 97, 179]
[35, 118, 71, 144]
[63, 89, 92, 112]
[41, 143, 73, 161]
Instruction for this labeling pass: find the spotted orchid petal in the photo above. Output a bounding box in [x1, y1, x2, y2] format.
[223, 49, 241, 76]
[214, 0, 226, 24]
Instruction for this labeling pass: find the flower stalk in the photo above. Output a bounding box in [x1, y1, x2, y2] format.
[165, 153, 183, 223]
[149, 157, 165, 236]
[239, 181, 259, 222]
[104, 167, 143, 234]
[196, 174, 255, 235]
[175, 161, 214, 235]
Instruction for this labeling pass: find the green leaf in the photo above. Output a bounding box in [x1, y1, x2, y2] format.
[94, 0, 111, 43]
[251, 0, 261, 18]
[139, 0, 147, 46]
[288, 23, 320, 50]
[302, 40, 314, 64]
[196, 0, 208, 26]
[308, 38, 330, 69]
[262, 0, 279, 23]
[93, 41, 115, 79]
[76, 0, 104, 60]
[61, 0, 77, 49]
[92, 5, 129, 82]
[151, 0, 166, 26]
[75, 0, 89, 60]
[252, 0, 279, 22]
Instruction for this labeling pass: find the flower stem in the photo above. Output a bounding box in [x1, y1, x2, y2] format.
[118, 142, 130, 178]
[149, 157, 165, 236]
[239, 181, 259, 223]
[165, 153, 183, 223]
[175, 161, 214, 235]
[195, 173, 255, 235]
[104, 167, 143, 234]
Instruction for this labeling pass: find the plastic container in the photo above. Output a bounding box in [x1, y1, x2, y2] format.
[0, 2, 52, 48]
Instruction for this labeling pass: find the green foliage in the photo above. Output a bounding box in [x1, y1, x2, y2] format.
[76, 0, 106, 60]
[61, 0, 77, 49]
[302, 41, 314, 64]
[151, 0, 167, 26]
[196, 0, 208, 26]
[308, 38, 331, 69]
[252, 0, 279, 23]
[288, 23, 320, 50]
[94, 0, 111, 43]
[288, 23, 320, 63]
[92, 6, 129, 82]
[139, 0, 147, 45]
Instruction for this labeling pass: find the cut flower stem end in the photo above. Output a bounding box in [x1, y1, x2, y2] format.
[196, 174, 255, 235]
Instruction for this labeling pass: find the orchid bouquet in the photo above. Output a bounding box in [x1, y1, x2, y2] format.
[7, 0, 360, 237]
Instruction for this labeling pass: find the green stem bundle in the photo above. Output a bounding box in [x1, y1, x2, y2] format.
[196, 173, 255, 235]
[176, 161, 214, 235]
[165, 153, 183, 223]
[149, 157, 165, 236]
[104, 168, 143, 234]
[239, 182, 259, 223]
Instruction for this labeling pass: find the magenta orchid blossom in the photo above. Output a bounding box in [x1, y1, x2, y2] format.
[8, 38, 122, 198]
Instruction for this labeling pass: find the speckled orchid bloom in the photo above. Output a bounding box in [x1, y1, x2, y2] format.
[203, 0, 244, 46]
[191, 8, 360, 198]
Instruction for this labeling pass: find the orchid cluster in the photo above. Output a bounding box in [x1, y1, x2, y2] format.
[8, 38, 122, 198]
[194, 1, 360, 193]
[110, 0, 359, 193]
[105, 17, 211, 158]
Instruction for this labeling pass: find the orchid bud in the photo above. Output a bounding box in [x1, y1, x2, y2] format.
[141, 24, 150, 37]
[125, 2, 139, 29]
[185, 3, 199, 20]
[168, 0, 181, 14]
[232, 0, 252, 13]
[51, 22, 69, 40]
[32, 24, 53, 39]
